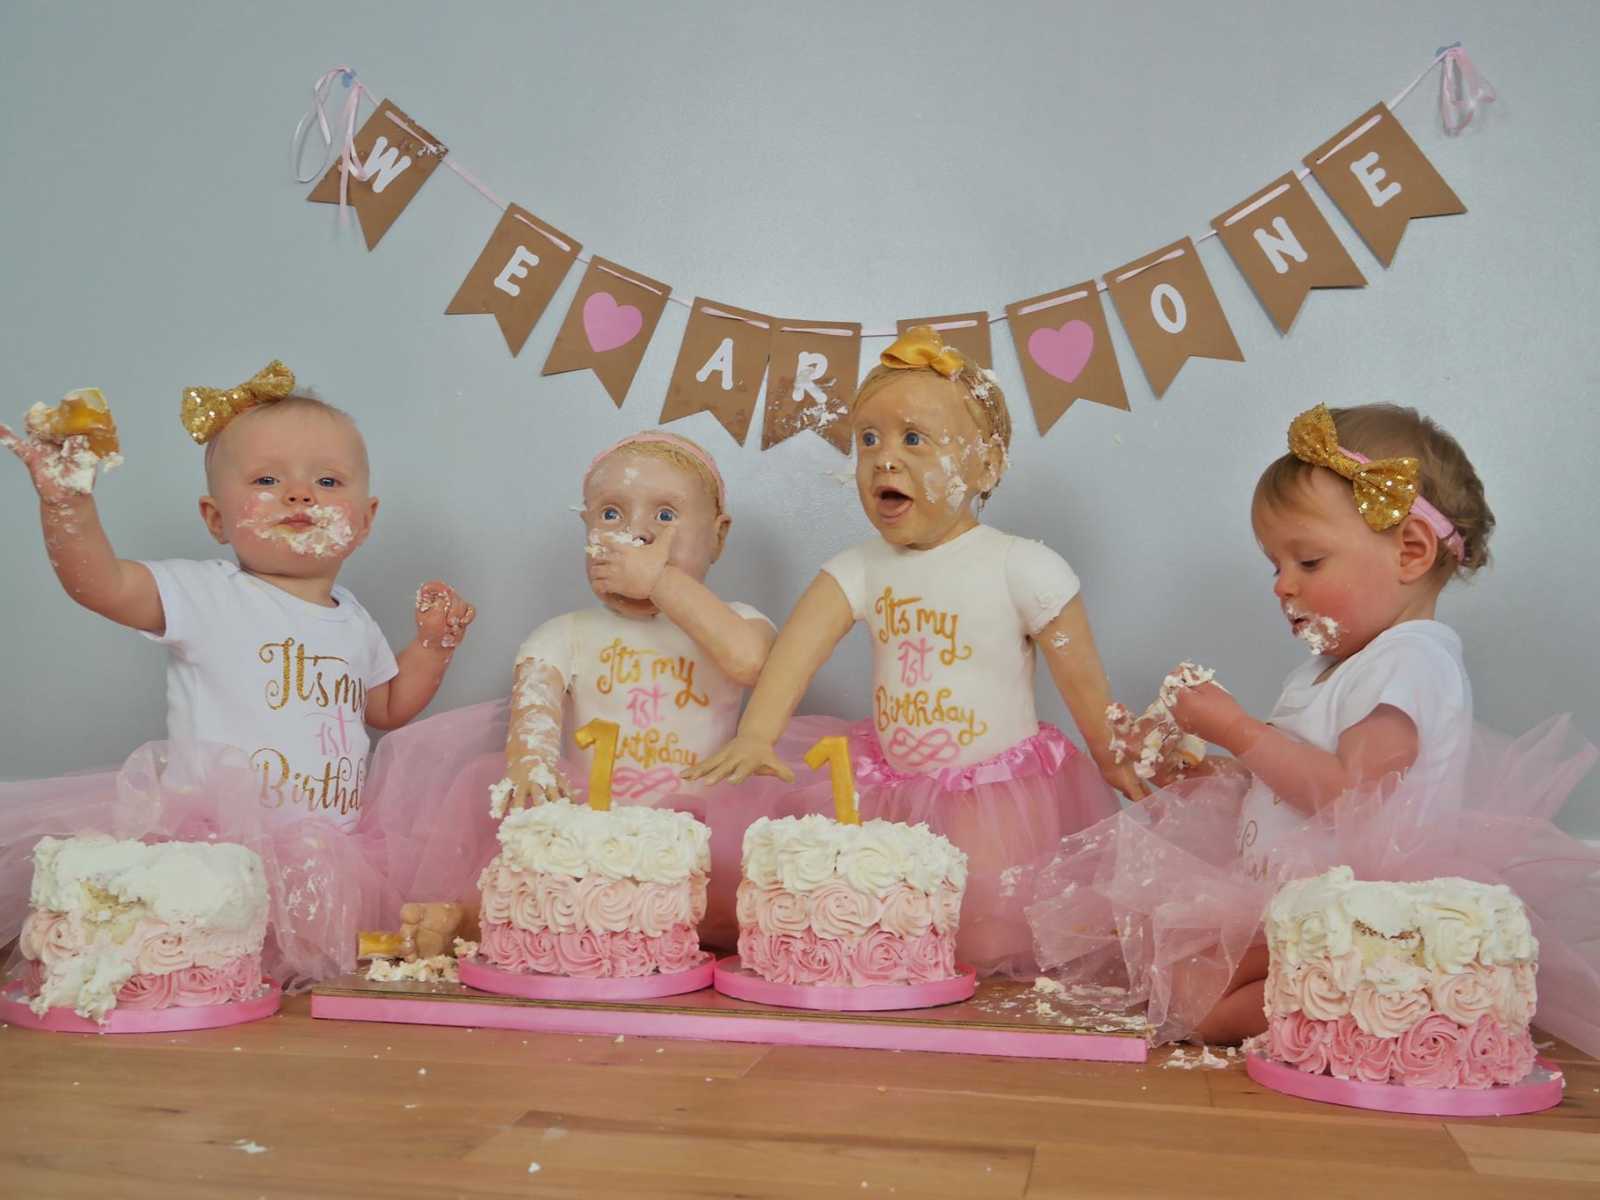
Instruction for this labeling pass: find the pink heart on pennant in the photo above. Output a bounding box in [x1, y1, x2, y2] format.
[582, 291, 644, 354]
[1027, 320, 1095, 384]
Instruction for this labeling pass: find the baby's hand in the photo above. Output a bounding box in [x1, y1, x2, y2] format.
[0, 425, 102, 505]
[496, 755, 571, 815]
[682, 735, 795, 786]
[588, 527, 672, 602]
[415, 581, 476, 650]
[1168, 679, 1246, 748]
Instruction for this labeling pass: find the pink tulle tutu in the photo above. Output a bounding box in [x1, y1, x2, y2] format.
[777, 720, 1120, 978]
[1026, 715, 1600, 1054]
[0, 741, 405, 988]
[362, 700, 832, 950]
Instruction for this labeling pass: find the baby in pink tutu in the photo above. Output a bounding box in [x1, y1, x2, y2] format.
[690, 326, 1135, 977]
[1031, 402, 1599, 1054]
[0, 362, 474, 983]
[368, 429, 793, 948]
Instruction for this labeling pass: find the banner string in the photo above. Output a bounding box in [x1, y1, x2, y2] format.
[296, 46, 1465, 338]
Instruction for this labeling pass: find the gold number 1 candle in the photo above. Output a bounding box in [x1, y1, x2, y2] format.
[573, 718, 620, 811]
[804, 735, 860, 825]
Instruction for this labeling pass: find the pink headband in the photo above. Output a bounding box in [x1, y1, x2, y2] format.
[583, 431, 727, 511]
[1343, 447, 1466, 561]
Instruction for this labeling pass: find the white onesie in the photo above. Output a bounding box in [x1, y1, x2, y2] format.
[822, 524, 1081, 773]
[516, 603, 772, 801]
[1237, 619, 1473, 874]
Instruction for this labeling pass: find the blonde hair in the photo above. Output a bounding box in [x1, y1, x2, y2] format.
[591, 436, 724, 515]
[850, 360, 1013, 502]
[1254, 403, 1492, 583]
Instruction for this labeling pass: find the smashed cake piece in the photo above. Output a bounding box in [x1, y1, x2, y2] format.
[26, 388, 120, 458]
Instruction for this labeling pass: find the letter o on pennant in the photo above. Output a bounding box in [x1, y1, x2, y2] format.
[1150, 283, 1188, 334]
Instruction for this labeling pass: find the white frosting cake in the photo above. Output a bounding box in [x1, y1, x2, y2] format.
[18, 835, 269, 1021]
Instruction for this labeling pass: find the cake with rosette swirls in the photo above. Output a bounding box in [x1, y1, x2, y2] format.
[1259, 866, 1539, 1089]
[734, 814, 968, 986]
[475, 800, 712, 978]
[15, 835, 269, 1022]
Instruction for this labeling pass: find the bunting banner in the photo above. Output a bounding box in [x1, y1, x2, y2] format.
[306, 100, 446, 250]
[1005, 281, 1128, 434]
[762, 320, 862, 454]
[296, 47, 1490, 450]
[1305, 104, 1467, 267]
[542, 257, 673, 408]
[1106, 238, 1245, 398]
[1211, 173, 1367, 335]
[445, 205, 580, 356]
[660, 299, 772, 445]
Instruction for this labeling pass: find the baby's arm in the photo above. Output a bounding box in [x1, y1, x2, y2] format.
[685, 572, 854, 785]
[588, 527, 772, 684]
[1169, 683, 1418, 813]
[501, 657, 571, 808]
[1037, 597, 1145, 801]
[1, 425, 162, 633]
[366, 582, 476, 731]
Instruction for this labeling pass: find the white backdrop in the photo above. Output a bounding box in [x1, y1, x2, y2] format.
[2, 1, 1596, 833]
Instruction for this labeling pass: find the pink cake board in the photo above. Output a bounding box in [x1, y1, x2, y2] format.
[311, 974, 1149, 1062]
[0, 981, 281, 1036]
[713, 955, 977, 1012]
[459, 955, 714, 1001]
[1245, 1052, 1565, 1117]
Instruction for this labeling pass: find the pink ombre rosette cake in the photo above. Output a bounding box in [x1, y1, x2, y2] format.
[475, 800, 711, 979]
[734, 814, 968, 987]
[13, 835, 268, 1022]
[1258, 867, 1539, 1089]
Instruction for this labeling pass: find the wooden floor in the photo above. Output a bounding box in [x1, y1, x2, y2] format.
[2, 997, 1598, 1198]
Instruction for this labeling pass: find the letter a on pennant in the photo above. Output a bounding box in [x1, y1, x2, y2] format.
[661, 298, 772, 445]
[1304, 104, 1465, 268]
[446, 205, 580, 356]
[306, 100, 447, 250]
[1105, 238, 1243, 397]
[762, 319, 862, 453]
[1212, 172, 1365, 334]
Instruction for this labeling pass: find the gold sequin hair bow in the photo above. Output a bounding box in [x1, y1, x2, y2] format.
[881, 325, 966, 378]
[180, 360, 296, 445]
[1287, 403, 1421, 532]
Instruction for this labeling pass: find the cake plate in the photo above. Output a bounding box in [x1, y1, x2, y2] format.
[0, 980, 282, 1035]
[712, 955, 977, 1012]
[459, 954, 715, 1001]
[1245, 1051, 1565, 1117]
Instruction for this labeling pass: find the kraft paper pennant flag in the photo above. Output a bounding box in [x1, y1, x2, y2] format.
[1106, 237, 1244, 397]
[661, 298, 772, 445]
[1305, 104, 1466, 267]
[1212, 173, 1366, 334]
[542, 256, 672, 408]
[896, 312, 993, 369]
[1005, 281, 1128, 433]
[445, 205, 581, 356]
[763, 319, 862, 454]
[306, 100, 446, 250]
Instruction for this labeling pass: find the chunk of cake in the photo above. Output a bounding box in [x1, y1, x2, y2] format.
[475, 800, 711, 978]
[17, 835, 269, 1021]
[1259, 866, 1539, 1088]
[735, 814, 968, 986]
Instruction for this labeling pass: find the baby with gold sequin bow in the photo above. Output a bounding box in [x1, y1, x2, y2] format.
[0, 364, 475, 982]
[688, 325, 1134, 977]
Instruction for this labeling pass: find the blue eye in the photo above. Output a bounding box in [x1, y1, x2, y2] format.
[657, 508, 676, 523]
[905, 431, 923, 447]
[601, 506, 621, 521]
[861, 431, 879, 448]
[252, 476, 277, 487]
[317, 476, 341, 488]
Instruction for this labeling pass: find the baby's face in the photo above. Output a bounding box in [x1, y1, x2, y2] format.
[852, 376, 999, 550]
[581, 450, 727, 618]
[200, 405, 377, 577]
[1252, 469, 1419, 659]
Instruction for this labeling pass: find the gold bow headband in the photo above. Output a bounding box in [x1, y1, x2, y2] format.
[1287, 403, 1421, 532]
[881, 325, 966, 378]
[180, 360, 296, 445]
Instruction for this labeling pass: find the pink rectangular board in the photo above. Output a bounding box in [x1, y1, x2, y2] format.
[310, 975, 1150, 1063]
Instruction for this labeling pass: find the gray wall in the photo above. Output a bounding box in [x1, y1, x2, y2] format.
[3, 2, 1596, 833]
